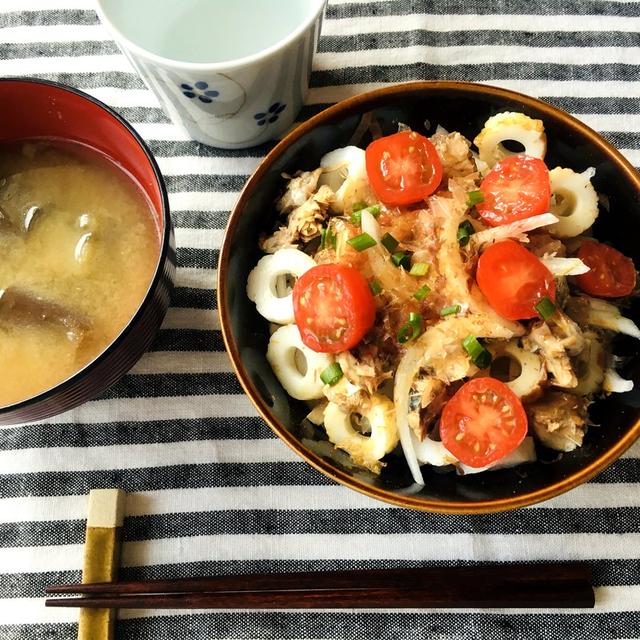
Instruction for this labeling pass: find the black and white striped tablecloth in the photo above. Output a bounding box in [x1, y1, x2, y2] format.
[1, 1, 640, 638]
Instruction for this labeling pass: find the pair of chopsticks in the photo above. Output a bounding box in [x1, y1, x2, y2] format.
[46, 564, 594, 609]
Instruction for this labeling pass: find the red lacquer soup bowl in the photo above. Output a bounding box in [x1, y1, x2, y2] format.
[0, 78, 175, 424]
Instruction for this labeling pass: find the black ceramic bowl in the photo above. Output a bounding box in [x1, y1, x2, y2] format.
[219, 81, 640, 513]
[0, 78, 175, 424]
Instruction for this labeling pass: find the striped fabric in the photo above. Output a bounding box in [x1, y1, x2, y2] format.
[1, 1, 640, 638]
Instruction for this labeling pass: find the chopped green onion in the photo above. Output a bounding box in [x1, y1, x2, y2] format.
[397, 311, 423, 344]
[467, 190, 485, 207]
[409, 262, 430, 277]
[413, 284, 431, 301]
[350, 204, 381, 225]
[365, 204, 381, 216]
[475, 351, 492, 369]
[457, 220, 475, 247]
[462, 334, 492, 369]
[320, 362, 343, 386]
[352, 201, 367, 212]
[320, 227, 336, 250]
[535, 296, 557, 321]
[391, 251, 411, 270]
[347, 232, 377, 252]
[440, 304, 461, 317]
[381, 232, 399, 253]
[369, 279, 382, 296]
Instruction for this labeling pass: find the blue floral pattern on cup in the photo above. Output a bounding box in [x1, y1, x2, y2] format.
[180, 81, 220, 104]
[254, 102, 286, 126]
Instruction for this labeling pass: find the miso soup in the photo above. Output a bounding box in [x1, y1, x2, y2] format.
[0, 140, 160, 406]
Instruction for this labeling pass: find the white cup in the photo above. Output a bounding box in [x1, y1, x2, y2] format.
[95, 0, 326, 149]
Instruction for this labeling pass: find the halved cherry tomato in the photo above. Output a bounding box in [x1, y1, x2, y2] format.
[365, 130, 443, 206]
[476, 155, 550, 227]
[476, 240, 555, 320]
[292, 264, 376, 353]
[575, 240, 636, 298]
[440, 377, 528, 468]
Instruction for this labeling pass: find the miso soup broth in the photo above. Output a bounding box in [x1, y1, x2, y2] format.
[0, 139, 160, 406]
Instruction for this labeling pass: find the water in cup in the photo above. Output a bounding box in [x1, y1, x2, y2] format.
[103, 0, 321, 64]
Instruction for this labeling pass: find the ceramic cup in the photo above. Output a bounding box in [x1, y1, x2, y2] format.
[95, 0, 326, 149]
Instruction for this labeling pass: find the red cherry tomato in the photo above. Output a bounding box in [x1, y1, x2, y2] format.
[476, 240, 556, 320]
[292, 264, 376, 353]
[365, 130, 443, 206]
[575, 240, 636, 298]
[440, 377, 528, 468]
[476, 155, 550, 227]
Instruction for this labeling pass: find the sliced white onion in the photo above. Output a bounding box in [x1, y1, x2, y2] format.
[431, 194, 473, 305]
[471, 151, 491, 177]
[413, 435, 458, 466]
[604, 369, 634, 393]
[246, 248, 315, 324]
[578, 296, 640, 340]
[318, 146, 370, 213]
[23, 205, 40, 231]
[608, 317, 640, 340]
[457, 437, 536, 475]
[394, 343, 426, 485]
[471, 213, 559, 249]
[360, 209, 382, 244]
[306, 401, 328, 425]
[266, 324, 332, 401]
[74, 232, 92, 263]
[540, 256, 590, 277]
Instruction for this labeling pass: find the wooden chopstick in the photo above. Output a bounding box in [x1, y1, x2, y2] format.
[45, 564, 594, 609]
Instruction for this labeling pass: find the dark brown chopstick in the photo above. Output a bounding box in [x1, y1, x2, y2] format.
[45, 564, 594, 610]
